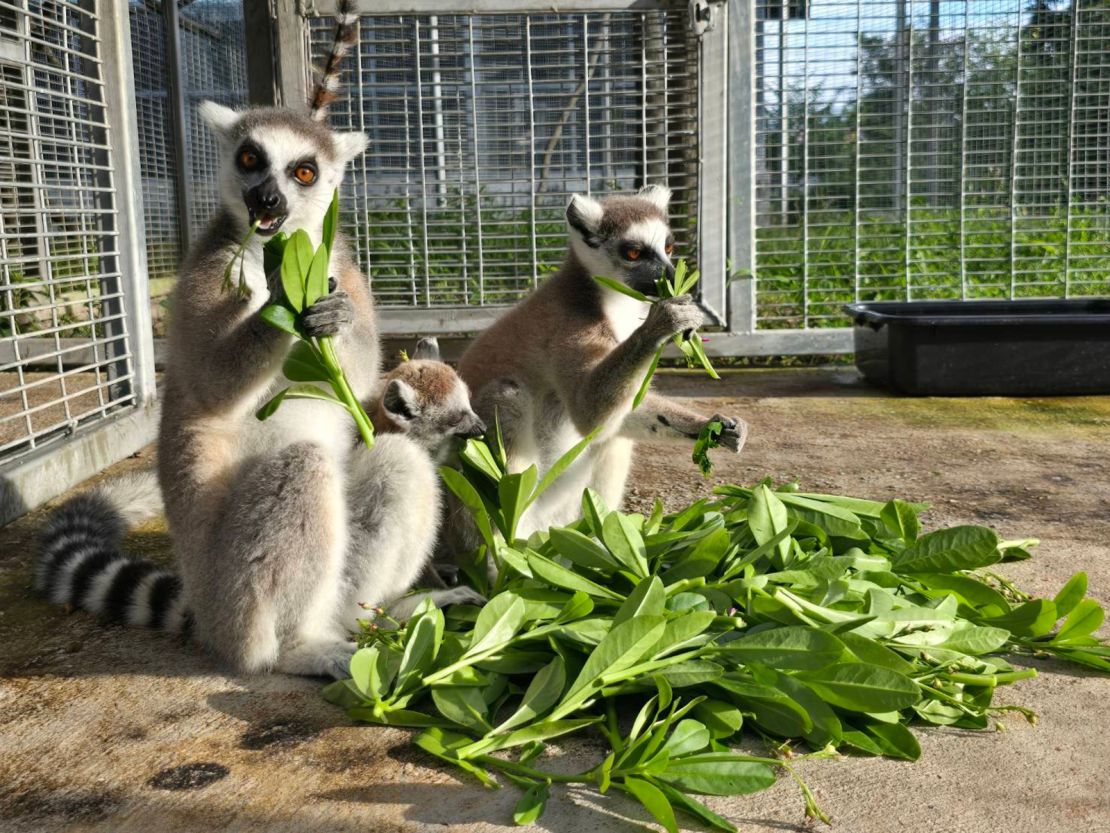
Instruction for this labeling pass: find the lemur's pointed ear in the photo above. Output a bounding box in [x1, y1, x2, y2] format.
[638, 184, 672, 211]
[334, 132, 369, 163]
[197, 101, 238, 140]
[566, 194, 604, 247]
[383, 378, 420, 423]
[412, 337, 441, 362]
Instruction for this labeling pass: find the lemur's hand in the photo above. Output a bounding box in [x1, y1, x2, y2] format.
[643, 295, 704, 344]
[301, 279, 352, 338]
[709, 413, 748, 453]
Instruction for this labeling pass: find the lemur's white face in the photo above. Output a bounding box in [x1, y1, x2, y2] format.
[565, 185, 676, 297]
[198, 101, 367, 239]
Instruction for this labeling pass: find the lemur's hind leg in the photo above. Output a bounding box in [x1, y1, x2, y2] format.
[195, 441, 352, 679]
[341, 435, 484, 630]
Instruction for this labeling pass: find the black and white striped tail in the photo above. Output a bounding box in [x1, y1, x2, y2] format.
[37, 490, 191, 635]
[308, 0, 359, 121]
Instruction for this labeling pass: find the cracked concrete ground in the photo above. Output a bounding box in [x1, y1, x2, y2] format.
[1, 367, 1108, 833]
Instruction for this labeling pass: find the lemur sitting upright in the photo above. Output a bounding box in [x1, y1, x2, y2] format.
[37, 338, 486, 664]
[33, 2, 445, 680]
[452, 185, 748, 543]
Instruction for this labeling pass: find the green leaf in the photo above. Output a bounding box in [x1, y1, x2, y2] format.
[280, 230, 313, 312]
[548, 528, 618, 572]
[1053, 572, 1088, 619]
[259, 303, 300, 335]
[657, 753, 777, 797]
[592, 274, 652, 302]
[438, 466, 496, 553]
[492, 656, 566, 734]
[624, 777, 678, 833]
[837, 632, 916, 674]
[581, 489, 610, 537]
[499, 465, 538, 540]
[891, 525, 1001, 573]
[772, 671, 842, 746]
[712, 676, 812, 737]
[528, 427, 601, 506]
[513, 781, 549, 826]
[796, 663, 921, 712]
[395, 607, 444, 695]
[691, 699, 744, 739]
[554, 615, 666, 718]
[938, 624, 1011, 656]
[984, 599, 1058, 638]
[683, 332, 720, 380]
[880, 499, 921, 542]
[255, 387, 289, 421]
[915, 573, 1011, 618]
[860, 720, 921, 761]
[322, 188, 339, 253]
[466, 593, 527, 657]
[412, 728, 497, 788]
[526, 551, 623, 600]
[749, 485, 791, 564]
[601, 512, 650, 578]
[263, 231, 288, 276]
[349, 646, 378, 698]
[614, 576, 666, 626]
[432, 686, 491, 734]
[661, 527, 731, 583]
[660, 719, 712, 757]
[458, 438, 504, 482]
[633, 347, 663, 410]
[649, 778, 737, 833]
[719, 626, 845, 671]
[1054, 599, 1105, 643]
[304, 241, 330, 308]
[692, 421, 723, 477]
[282, 341, 330, 382]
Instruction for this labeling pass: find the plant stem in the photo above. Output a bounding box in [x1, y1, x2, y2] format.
[476, 755, 595, 785]
[318, 337, 375, 449]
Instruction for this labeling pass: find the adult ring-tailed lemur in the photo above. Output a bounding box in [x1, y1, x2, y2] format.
[36, 2, 480, 679]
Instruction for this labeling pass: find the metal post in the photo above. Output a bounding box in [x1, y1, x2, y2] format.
[727, 0, 756, 336]
[244, 0, 280, 106]
[163, 0, 196, 250]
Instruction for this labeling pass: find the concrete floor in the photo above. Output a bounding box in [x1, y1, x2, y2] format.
[1, 367, 1108, 833]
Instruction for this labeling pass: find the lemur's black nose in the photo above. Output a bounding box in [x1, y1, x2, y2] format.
[459, 415, 486, 440]
[245, 177, 287, 215]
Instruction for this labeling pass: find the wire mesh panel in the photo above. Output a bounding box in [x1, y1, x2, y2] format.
[179, 0, 248, 233]
[309, 7, 700, 313]
[129, 0, 179, 284]
[753, 0, 1110, 330]
[0, 0, 137, 465]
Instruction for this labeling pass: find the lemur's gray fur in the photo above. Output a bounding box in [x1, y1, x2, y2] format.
[37, 339, 485, 665]
[450, 186, 748, 546]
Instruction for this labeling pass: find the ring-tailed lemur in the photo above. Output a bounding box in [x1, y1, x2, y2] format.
[34, 4, 416, 679]
[450, 186, 748, 545]
[37, 339, 486, 659]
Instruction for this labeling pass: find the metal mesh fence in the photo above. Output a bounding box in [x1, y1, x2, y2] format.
[127, 0, 247, 334]
[754, 0, 1110, 329]
[310, 8, 700, 309]
[179, 0, 248, 234]
[0, 0, 135, 463]
[129, 1, 179, 284]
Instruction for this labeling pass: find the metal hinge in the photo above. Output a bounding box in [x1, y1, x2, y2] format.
[689, 0, 726, 36]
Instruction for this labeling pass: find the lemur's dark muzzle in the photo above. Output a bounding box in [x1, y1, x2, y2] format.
[459, 415, 486, 440]
[244, 177, 288, 234]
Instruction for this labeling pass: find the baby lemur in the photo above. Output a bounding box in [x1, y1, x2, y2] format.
[454, 185, 747, 541]
[37, 339, 485, 663]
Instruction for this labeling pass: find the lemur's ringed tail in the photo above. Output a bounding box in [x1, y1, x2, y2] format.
[309, 0, 359, 121]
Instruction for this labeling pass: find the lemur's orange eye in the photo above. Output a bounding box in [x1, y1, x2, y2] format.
[238, 149, 258, 169]
[664, 242, 674, 256]
[624, 247, 641, 261]
[294, 164, 317, 185]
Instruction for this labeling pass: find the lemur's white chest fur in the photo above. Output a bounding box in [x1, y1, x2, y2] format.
[601, 289, 650, 343]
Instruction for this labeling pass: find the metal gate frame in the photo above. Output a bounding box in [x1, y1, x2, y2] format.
[0, 0, 157, 525]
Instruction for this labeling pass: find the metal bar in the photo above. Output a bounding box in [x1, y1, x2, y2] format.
[582, 14, 591, 195]
[958, 0, 969, 300]
[467, 15, 485, 306]
[309, 0, 673, 12]
[99, 0, 157, 412]
[162, 0, 195, 249]
[1008, 0, 1022, 301]
[412, 18, 432, 306]
[697, 2, 728, 325]
[726, 0, 756, 335]
[1063, 0, 1081, 299]
[244, 0, 280, 105]
[524, 16, 538, 289]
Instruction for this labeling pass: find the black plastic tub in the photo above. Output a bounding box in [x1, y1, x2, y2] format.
[843, 299, 1110, 396]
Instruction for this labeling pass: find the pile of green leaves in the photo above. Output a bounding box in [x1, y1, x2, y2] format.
[324, 466, 1108, 831]
[251, 191, 376, 449]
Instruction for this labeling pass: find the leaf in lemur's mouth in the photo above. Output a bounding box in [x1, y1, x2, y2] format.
[250, 211, 287, 236]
